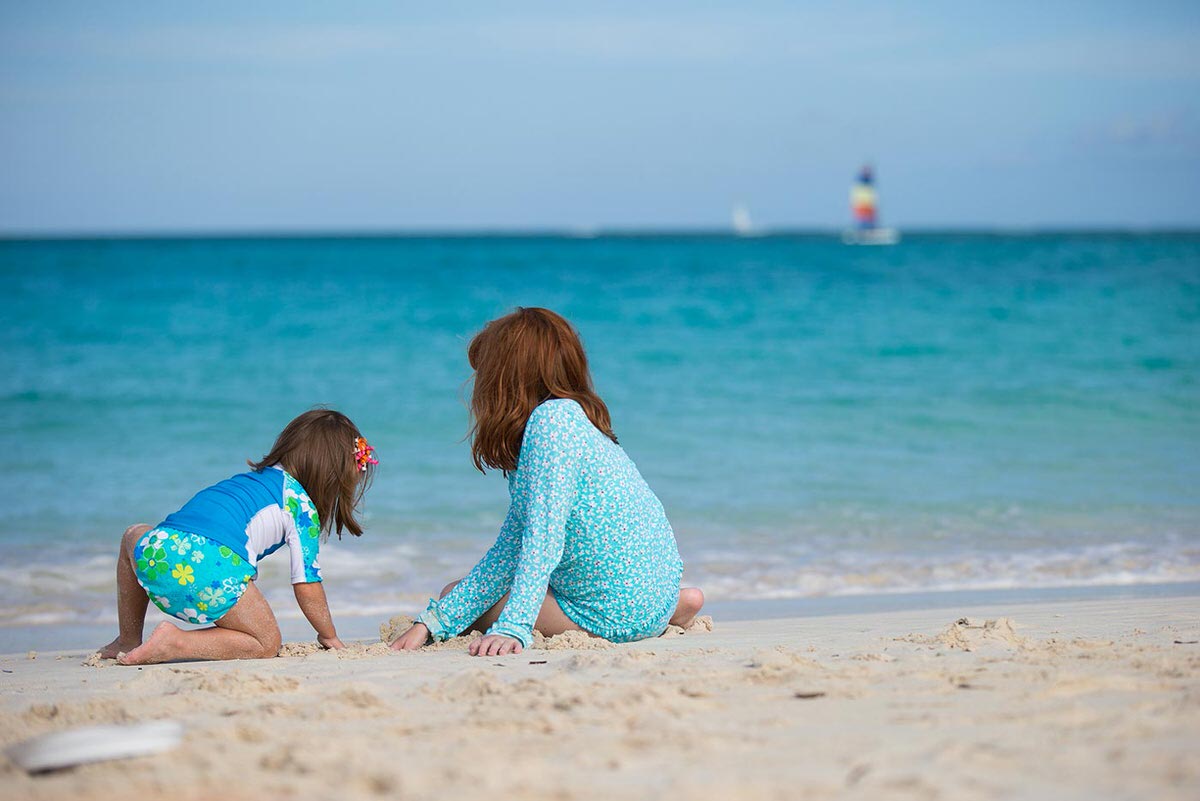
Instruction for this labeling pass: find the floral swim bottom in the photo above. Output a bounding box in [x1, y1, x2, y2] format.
[133, 527, 254, 625]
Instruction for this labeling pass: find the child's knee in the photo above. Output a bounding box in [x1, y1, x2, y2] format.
[122, 523, 152, 548]
[440, 580, 461, 599]
[258, 626, 282, 658]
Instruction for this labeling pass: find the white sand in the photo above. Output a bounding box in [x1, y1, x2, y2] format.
[1, 596, 1197, 800]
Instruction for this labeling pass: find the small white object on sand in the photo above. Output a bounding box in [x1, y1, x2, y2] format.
[5, 720, 183, 773]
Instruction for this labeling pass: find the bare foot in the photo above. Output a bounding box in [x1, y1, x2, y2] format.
[669, 587, 705, 629]
[119, 622, 183, 665]
[98, 637, 142, 660]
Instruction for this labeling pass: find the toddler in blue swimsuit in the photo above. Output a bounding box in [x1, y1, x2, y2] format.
[392, 307, 705, 655]
[98, 409, 377, 665]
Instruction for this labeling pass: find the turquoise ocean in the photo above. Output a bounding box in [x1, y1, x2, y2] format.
[1, 233, 1198, 636]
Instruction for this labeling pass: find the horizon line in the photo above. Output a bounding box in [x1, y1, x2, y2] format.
[3, 224, 1200, 242]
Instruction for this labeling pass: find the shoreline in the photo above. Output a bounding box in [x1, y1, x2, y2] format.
[4, 579, 1199, 653]
[2, 594, 1197, 799]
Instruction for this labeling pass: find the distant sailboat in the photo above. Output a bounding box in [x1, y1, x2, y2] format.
[842, 165, 899, 245]
[732, 203, 763, 237]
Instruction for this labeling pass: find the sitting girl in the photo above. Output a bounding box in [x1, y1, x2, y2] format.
[391, 307, 703, 656]
[98, 409, 378, 665]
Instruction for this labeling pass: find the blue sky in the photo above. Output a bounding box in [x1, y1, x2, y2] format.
[1, 1, 1198, 232]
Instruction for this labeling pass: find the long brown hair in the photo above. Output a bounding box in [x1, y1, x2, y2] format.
[468, 307, 616, 473]
[248, 409, 375, 538]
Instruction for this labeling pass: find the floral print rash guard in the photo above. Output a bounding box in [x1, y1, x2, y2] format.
[417, 399, 684, 648]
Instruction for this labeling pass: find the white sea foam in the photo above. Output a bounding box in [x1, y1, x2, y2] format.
[684, 541, 1200, 600]
[3, 539, 1197, 628]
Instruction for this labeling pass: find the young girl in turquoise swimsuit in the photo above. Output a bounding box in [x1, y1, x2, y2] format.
[391, 307, 704, 656]
[98, 409, 378, 665]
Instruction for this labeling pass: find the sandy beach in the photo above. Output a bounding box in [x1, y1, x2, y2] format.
[0, 595, 1196, 800]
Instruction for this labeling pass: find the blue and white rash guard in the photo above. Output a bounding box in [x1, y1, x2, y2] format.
[159, 465, 323, 584]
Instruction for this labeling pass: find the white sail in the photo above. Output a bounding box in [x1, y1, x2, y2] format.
[732, 204, 755, 236]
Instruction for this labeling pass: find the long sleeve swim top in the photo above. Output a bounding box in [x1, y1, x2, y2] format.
[417, 399, 683, 647]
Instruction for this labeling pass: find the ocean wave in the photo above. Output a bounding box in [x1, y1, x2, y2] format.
[2, 540, 1197, 628]
[683, 541, 1200, 599]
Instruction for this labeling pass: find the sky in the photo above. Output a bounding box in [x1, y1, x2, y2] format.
[1, 1, 1198, 233]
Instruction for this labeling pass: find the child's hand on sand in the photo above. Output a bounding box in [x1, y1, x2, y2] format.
[390, 623, 431, 651]
[318, 635, 345, 650]
[468, 634, 523, 657]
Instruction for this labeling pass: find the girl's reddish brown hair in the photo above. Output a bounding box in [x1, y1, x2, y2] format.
[248, 409, 374, 538]
[468, 307, 616, 473]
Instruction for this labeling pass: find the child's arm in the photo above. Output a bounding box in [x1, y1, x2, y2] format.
[282, 478, 339, 646]
[294, 581, 344, 649]
[411, 501, 523, 641]
[480, 402, 581, 651]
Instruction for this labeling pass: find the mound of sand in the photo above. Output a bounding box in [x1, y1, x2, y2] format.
[379, 612, 715, 652]
[900, 617, 1028, 652]
[278, 641, 392, 659]
[163, 668, 300, 697]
